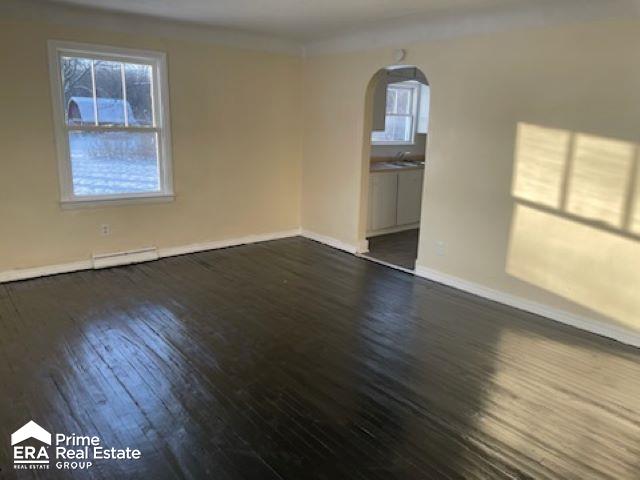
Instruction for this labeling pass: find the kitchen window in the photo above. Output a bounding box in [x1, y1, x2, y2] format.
[48, 41, 173, 207]
[371, 82, 419, 145]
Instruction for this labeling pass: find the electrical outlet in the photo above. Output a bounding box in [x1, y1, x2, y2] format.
[100, 224, 111, 236]
[435, 240, 445, 257]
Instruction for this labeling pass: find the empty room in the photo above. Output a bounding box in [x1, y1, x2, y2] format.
[1, 0, 640, 478]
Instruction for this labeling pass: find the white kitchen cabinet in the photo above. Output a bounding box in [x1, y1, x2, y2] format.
[369, 172, 398, 231]
[396, 170, 423, 225]
[368, 168, 424, 235]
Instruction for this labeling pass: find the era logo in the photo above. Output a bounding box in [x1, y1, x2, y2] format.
[11, 421, 51, 467]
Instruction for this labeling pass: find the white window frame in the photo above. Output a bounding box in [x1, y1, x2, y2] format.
[48, 40, 174, 208]
[371, 81, 420, 146]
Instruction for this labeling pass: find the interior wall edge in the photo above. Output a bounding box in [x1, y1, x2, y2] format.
[415, 265, 640, 349]
[157, 229, 302, 258]
[0, 229, 302, 284]
[300, 229, 360, 254]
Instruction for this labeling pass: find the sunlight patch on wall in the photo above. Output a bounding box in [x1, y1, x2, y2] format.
[631, 164, 640, 235]
[512, 123, 570, 208]
[507, 204, 640, 331]
[567, 134, 635, 228]
[509, 123, 640, 331]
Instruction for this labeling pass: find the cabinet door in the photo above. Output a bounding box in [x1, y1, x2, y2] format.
[397, 170, 423, 225]
[369, 172, 398, 231]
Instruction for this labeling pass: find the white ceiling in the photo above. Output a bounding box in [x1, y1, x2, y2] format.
[44, 0, 573, 41]
[16, 0, 636, 54]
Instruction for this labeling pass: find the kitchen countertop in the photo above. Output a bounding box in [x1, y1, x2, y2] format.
[370, 161, 425, 173]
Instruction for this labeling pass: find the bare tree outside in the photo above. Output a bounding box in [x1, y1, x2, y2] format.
[61, 55, 159, 195]
[62, 57, 153, 125]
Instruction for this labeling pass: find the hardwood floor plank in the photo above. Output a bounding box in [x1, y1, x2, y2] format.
[365, 229, 419, 270]
[0, 237, 638, 479]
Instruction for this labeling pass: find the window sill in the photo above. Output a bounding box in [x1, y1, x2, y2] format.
[60, 193, 175, 209]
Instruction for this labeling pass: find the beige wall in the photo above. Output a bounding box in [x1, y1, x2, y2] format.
[1, 12, 639, 337]
[0, 19, 302, 271]
[301, 19, 640, 333]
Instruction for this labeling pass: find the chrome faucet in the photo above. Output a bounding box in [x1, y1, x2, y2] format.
[394, 151, 412, 163]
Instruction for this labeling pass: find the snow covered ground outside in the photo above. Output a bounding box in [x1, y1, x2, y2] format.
[69, 133, 160, 196]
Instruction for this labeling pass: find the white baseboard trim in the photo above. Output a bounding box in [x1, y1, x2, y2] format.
[300, 229, 359, 254]
[0, 260, 94, 283]
[367, 222, 419, 238]
[0, 228, 301, 284]
[358, 253, 413, 274]
[93, 247, 159, 269]
[357, 239, 369, 254]
[4, 230, 637, 349]
[415, 266, 640, 349]
[158, 229, 301, 258]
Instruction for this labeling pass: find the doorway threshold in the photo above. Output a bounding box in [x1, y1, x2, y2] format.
[357, 253, 415, 274]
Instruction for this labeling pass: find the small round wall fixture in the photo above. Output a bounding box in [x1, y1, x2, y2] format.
[393, 49, 406, 63]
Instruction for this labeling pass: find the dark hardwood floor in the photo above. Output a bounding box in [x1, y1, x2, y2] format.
[1, 237, 639, 479]
[365, 229, 419, 270]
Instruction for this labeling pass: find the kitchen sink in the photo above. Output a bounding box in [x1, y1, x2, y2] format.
[391, 161, 424, 167]
[371, 160, 425, 172]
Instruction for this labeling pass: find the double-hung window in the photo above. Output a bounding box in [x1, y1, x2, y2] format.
[371, 82, 419, 145]
[48, 41, 173, 206]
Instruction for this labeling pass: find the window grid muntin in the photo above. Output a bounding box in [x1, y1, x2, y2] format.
[372, 83, 417, 144]
[50, 41, 172, 203]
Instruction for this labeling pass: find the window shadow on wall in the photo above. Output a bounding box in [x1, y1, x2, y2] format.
[508, 122, 640, 331]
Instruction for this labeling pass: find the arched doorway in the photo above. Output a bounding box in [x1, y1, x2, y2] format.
[357, 65, 430, 271]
